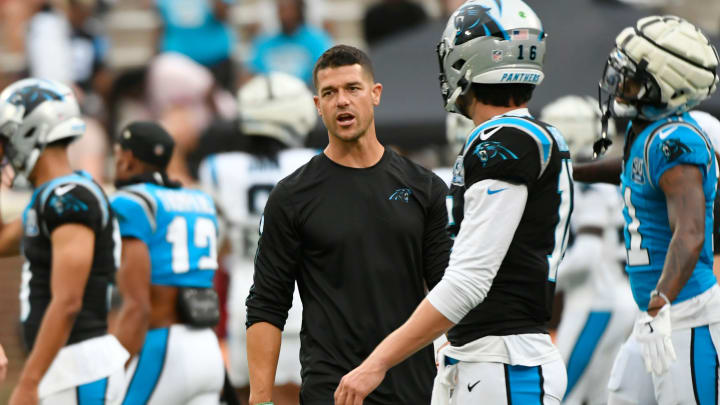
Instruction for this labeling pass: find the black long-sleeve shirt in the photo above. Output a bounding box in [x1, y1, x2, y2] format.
[246, 148, 451, 405]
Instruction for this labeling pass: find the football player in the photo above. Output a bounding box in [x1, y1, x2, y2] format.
[335, 1, 572, 403]
[0, 78, 128, 405]
[540, 96, 636, 405]
[111, 121, 224, 404]
[197, 72, 318, 404]
[574, 16, 720, 404]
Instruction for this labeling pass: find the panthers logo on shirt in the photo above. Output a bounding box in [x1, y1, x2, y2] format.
[661, 139, 692, 162]
[389, 188, 412, 203]
[473, 141, 518, 167]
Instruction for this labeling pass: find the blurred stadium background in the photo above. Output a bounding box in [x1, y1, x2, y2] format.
[0, 0, 718, 402]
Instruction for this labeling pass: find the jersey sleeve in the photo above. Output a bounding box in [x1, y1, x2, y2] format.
[463, 127, 542, 187]
[42, 184, 105, 234]
[646, 124, 713, 188]
[422, 174, 452, 290]
[245, 181, 299, 331]
[110, 192, 154, 243]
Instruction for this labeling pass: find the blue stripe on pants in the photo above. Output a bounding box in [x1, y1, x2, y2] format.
[691, 325, 718, 405]
[506, 364, 543, 404]
[122, 328, 170, 405]
[565, 311, 612, 398]
[76, 377, 108, 404]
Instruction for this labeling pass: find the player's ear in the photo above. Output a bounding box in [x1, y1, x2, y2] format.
[371, 82, 382, 106]
[313, 95, 321, 116]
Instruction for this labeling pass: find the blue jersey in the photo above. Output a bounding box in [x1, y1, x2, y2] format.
[621, 113, 718, 310]
[111, 181, 219, 288]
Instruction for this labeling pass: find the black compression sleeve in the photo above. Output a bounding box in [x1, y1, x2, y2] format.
[423, 175, 452, 289]
[245, 182, 299, 330]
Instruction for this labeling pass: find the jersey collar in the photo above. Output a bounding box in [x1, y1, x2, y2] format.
[496, 108, 532, 119]
[114, 171, 181, 189]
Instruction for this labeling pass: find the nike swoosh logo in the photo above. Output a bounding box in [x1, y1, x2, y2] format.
[658, 126, 678, 140]
[479, 127, 503, 141]
[54, 184, 76, 196]
[487, 188, 507, 195]
[468, 380, 481, 392]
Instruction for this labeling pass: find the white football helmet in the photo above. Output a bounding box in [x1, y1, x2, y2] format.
[437, 0, 546, 115]
[238, 72, 317, 148]
[540, 95, 616, 161]
[0, 78, 85, 179]
[599, 16, 719, 122]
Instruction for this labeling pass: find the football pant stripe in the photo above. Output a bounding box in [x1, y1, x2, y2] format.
[691, 325, 719, 405]
[122, 327, 170, 405]
[565, 311, 612, 398]
[506, 364, 543, 404]
[76, 376, 108, 405]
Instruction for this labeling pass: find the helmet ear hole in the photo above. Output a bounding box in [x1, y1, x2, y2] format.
[452, 59, 466, 70]
[24, 127, 36, 139]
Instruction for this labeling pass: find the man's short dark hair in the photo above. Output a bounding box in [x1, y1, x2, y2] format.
[470, 83, 535, 107]
[312, 45, 375, 89]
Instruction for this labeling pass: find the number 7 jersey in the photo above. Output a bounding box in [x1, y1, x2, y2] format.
[111, 179, 219, 288]
[621, 112, 718, 310]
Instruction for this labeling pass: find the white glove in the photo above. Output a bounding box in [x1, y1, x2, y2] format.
[634, 303, 676, 375]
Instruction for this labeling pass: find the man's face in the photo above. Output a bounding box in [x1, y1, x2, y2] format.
[314, 64, 382, 143]
[278, 0, 302, 34]
[617, 77, 643, 103]
[113, 145, 133, 182]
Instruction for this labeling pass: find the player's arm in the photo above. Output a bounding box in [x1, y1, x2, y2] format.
[649, 164, 706, 313]
[0, 342, 7, 383]
[572, 156, 622, 184]
[109, 192, 156, 356]
[422, 175, 452, 289]
[0, 218, 22, 257]
[12, 224, 94, 401]
[246, 182, 299, 405]
[110, 237, 151, 357]
[556, 187, 607, 291]
[246, 322, 282, 403]
[0, 141, 23, 256]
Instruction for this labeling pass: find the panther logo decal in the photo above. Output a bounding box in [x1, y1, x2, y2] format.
[453, 3, 504, 45]
[661, 139, 692, 162]
[9, 85, 63, 118]
[389, 188, 412, 203]
[473, 141, 518, 167]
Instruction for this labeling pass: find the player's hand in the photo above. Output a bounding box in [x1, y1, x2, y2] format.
[334, 360, 387, 405]
[0, 343, 7, 383]
[9, 379, 39, 405]
[635, 303, 676, 375]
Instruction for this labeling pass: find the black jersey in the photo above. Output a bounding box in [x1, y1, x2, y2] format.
[21, 171, 118, 351]
[446, 112, 573, 346]
[246, 148, 451, 405]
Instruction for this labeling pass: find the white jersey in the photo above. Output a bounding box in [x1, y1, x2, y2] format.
[199, 149, 319, 261]
[689, 110, 720, 156]
[558, 182, 628, 306]
[556, 182, 637, 405]
[198, 148, 317, 387]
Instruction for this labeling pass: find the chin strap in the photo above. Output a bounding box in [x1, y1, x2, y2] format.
[593, 110, 614, 159]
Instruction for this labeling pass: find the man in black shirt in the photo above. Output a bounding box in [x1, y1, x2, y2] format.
[245, 45, 451, 405]
[336, 1, 572, 403]
[0, 79, 128, 404]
